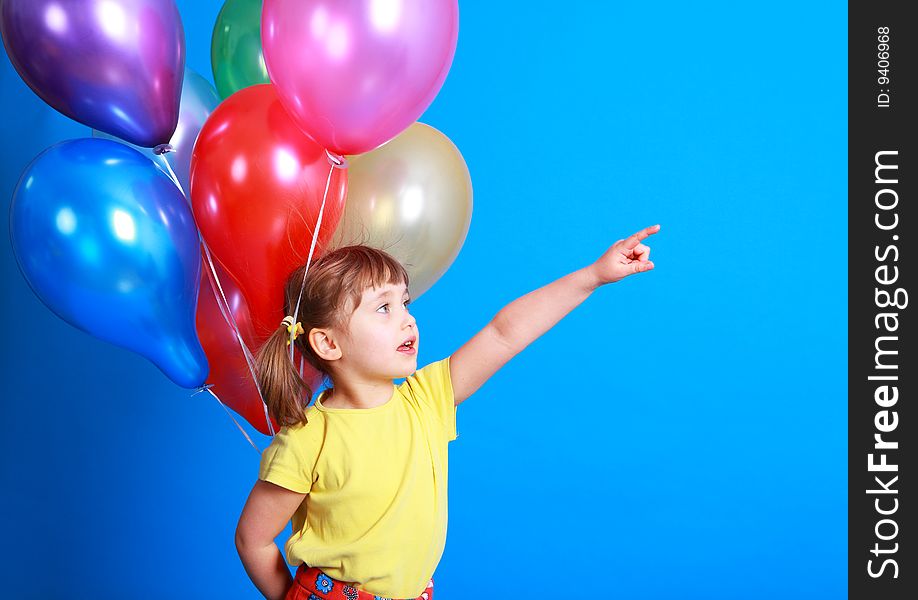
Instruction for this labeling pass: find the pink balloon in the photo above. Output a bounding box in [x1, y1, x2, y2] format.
[262, 0, 458, 156]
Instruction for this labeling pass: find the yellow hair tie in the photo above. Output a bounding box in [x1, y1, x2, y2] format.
[281, 315, 304, 346]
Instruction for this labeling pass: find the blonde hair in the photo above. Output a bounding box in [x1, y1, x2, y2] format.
[254, 246, 410, 428]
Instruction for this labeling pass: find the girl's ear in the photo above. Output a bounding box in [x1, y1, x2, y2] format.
[309, 328, 342, 361]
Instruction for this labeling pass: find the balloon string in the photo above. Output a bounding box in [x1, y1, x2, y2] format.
[155, 146, 183, 192]
[196, 386, 261, 453]
[161, 157, 276, 440]
[288, 150, 347, 362]
[201, 245, 276, 437]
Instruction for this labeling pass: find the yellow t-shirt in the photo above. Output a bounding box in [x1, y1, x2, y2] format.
[258, 357, 458, 599]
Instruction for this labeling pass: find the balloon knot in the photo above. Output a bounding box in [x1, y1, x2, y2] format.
[153, 143, 174, 155]
[325, 149, 348, 169]
[192, 383, 215, 396]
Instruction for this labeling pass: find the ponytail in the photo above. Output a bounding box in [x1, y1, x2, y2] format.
[254, 323, 313, 428]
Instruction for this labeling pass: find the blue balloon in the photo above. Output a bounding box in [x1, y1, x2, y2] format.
[10, 138, 208, 388]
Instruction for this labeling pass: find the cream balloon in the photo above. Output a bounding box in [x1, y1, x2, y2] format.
[331, 123, 473, 299]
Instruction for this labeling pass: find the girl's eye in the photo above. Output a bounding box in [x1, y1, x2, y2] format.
[376, 300, 410, 313]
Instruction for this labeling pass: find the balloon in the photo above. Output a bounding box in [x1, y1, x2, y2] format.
[262, 0, 459, 155]
[196, 259, 324, 435]
[196, 260, 268, 433]
[211, 0, 270, 99]
[9, 139, 207, 388]
[191, 84, 347, 340]
[331, 123, 472, 299]
[94, 69, 220, 194]
[0, 0, 185, 148]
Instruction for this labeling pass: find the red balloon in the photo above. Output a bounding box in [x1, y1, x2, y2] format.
[196, 258, 324, 436]
[191, 84, 347, 339]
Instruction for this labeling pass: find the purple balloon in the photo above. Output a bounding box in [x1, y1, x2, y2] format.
[1, 0, 185, 147]
[262, 0, 458, 156]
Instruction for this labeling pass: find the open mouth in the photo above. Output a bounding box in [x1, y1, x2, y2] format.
[397, 337, 417, 354]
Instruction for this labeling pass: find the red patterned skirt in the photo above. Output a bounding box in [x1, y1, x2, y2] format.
[285, 564, 434, 600]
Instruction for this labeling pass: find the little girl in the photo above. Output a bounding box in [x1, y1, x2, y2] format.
[235, 224, 660, 600]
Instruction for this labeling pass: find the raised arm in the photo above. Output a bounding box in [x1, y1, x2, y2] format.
[449, 224, 660, 405]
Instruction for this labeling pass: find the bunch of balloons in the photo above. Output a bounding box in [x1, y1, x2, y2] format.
[2, 0, 471, 438]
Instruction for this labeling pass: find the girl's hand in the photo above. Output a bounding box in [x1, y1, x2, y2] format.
[589, 224, 660, 286]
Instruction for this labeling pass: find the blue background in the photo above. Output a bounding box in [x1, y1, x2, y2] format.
[0, 1, 847, 598]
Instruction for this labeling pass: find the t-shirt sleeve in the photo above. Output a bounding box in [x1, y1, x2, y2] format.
[404, 357, 458, 442]
[258, 421, 321, 493]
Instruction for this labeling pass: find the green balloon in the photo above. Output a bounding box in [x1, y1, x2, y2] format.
[211, 0, 270, 99]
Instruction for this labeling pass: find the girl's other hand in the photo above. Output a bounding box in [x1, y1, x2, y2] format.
[589, 224, 660, 286]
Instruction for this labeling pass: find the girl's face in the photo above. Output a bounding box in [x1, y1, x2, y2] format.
[339, 281, 418, 380]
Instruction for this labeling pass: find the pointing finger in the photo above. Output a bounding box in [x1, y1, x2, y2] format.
[623, 224, 661, 250]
